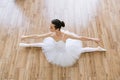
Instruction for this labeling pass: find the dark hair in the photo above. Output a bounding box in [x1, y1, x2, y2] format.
[51, 19, 65, 30]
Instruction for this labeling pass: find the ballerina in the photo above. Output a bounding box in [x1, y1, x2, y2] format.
[19, 19, 106, 67]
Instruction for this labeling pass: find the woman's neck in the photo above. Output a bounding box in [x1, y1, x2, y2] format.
[55, 30, 62, 36]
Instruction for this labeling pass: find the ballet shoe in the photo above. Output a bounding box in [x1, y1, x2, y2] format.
[19, 43, 29, 47]
[97, 46, 106, 51]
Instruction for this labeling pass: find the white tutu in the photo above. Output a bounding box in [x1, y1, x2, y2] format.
[42, 36, 82, 67]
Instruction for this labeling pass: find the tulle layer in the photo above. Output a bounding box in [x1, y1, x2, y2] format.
[42, 37, 82, 67]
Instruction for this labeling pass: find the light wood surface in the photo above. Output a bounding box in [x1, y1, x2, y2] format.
[0, 0, 120, 80]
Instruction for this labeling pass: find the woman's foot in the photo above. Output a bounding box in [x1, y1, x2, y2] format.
[19, 43, 30, 47]
[97, 46, 106, 51]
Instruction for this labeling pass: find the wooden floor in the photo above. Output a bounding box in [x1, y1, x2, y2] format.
[0, 0, 120, 80]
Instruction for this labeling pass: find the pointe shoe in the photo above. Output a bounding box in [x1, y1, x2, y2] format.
[19, 43, 29, 47]
[97, 46, 106, 51]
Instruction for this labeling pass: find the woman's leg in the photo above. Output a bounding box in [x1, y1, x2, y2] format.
[19, 43, 44, 47]
[81, 46, 106, 53]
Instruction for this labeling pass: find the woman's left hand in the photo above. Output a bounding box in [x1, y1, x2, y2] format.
[92, 38, 101, 43]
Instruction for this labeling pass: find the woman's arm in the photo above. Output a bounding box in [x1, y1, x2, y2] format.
[67, 34, 100, 43]
[21, 32, 52, 39]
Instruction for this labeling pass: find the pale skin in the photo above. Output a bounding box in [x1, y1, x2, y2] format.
[21, 24, 100, 43]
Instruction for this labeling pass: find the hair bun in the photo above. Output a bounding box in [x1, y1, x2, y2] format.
[61, 21, 65, 27]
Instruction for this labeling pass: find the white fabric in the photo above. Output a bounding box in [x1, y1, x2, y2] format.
[42, 37, 82, 67]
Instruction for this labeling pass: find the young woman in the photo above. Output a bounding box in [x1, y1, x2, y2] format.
[19, 19, 106, 67]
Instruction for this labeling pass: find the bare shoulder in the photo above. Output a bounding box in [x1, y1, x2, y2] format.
[62, 31, 73, 38]
[62, 31, 81, 39]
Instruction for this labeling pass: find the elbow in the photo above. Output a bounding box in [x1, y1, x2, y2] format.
[79, 36, 87, 41]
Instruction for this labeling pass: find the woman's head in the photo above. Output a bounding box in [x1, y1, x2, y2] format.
[50, 19, 65, 32]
